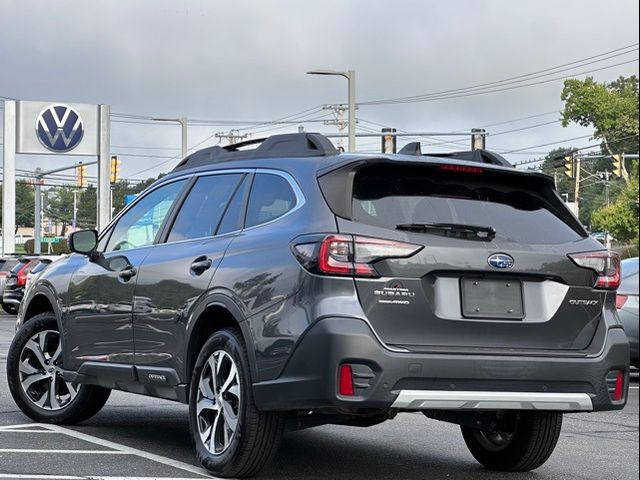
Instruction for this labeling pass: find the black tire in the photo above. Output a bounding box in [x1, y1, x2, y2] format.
[2, 303, 18, 315]
[189, 327, 284, 478]
[461, 411, 562, 472]
[7, 312, 111, 424]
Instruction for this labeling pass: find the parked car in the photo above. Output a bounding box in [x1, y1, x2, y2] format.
[2, 258, 39, 314]
[617, 257, 639, 368]
[0, 256, 21, 311]
[7, 133, 629, 478]
[25, 256, 63, 290]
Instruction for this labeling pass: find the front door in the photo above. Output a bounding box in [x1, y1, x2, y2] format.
[64, 179, 187, 370]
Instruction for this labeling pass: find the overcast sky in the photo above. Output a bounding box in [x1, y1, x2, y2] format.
[1, 0, 638, 182]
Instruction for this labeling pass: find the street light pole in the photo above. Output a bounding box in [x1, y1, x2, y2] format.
[153, 117, 188, 158]
[307, 69, 356, 152]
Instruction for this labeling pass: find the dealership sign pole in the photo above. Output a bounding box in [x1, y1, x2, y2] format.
[1, 100, 110, 255]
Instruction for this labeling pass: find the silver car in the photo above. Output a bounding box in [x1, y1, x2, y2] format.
[618, 257, 639, 367]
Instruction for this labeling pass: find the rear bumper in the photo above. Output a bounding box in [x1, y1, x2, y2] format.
[252, 317, 630, 412]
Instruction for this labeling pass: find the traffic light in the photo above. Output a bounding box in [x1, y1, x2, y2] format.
[110, 155, 120, 184]
[76, 163, 87, 187]
[564, 155, 574, 178]
[612, 154, 623, 178]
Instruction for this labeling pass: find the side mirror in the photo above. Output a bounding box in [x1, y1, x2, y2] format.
[69, 229, 98, 255]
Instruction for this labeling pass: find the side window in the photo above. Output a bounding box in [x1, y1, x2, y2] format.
[217, 175, 251, 235]
[245, 174, 297, 228]
[167, 174, 243, 242]
[105, 180, 186, 252]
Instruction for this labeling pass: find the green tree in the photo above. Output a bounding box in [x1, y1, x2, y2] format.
[47, 185, 75, 236]
[561, 75, 639, 179]
[591, 161, 639, 243]
[15, 180, 35, 229]
[76, 185, 97, 227]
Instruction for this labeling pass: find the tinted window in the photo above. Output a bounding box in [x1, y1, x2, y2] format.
[621, 258, 639, 278]
[10, 260, 29, 274]
[167, 174, 243, 242]
[30, 260, 51, 274]
[246, 174, 297, 228]
[352, 166, 583, 245]
[217, 175, 251, 235]
[106, 180, 186, 252]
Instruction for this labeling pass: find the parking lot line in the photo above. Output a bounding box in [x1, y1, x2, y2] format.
[13, 423, 215, 478]
[0, 476, 209, 480]
[0, 448, 129, 454]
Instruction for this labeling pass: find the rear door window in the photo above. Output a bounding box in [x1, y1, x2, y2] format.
[167, 174, 244, 242]
[351, 166, 583, 245]
[245, 174, 297, 228]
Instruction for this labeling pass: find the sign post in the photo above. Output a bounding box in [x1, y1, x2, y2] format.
[1, 100, 109, 254]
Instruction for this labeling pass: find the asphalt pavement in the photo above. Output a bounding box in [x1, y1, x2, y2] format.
[0, 313, 638, 480]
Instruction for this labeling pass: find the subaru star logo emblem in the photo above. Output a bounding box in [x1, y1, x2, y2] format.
[488, 253, 514, 269]
[35, 104, 84, 152]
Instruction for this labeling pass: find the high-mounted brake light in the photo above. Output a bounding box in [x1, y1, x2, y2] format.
[439, 164, 484, 174]
[568, 251, 621, 290]
[311, 235, 422, 278]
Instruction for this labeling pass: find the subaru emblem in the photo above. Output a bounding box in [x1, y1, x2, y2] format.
[36, 104, 84, 152]
[488, 253, 514, 269]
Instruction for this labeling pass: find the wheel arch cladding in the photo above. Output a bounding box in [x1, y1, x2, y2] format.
[185, 300, 258, 383]
[23, 291, 60, 328]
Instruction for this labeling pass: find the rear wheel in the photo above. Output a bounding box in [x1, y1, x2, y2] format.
[461, 411, 562, 472]
[7, 313, 111, 424]
[189, 327, 284, 478]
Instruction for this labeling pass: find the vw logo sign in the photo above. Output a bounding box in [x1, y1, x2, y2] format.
[35, 104, 84, 152]
[488, 253, 515, 269]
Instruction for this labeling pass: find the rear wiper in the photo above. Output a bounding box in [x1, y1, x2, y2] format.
[396, 223, 496, 240]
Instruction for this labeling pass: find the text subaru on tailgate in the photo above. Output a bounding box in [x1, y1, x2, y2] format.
[7, 133, 629, 477]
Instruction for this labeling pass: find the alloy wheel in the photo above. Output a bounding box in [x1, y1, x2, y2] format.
[19, 330, 80, 410]
[196, 350, 241, 455]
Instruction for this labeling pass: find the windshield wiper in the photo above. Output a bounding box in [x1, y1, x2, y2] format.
[396, 222, 496, 240]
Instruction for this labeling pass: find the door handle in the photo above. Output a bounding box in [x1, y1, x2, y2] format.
[190, 257, 212, 274]
[118, 266, 137, 281]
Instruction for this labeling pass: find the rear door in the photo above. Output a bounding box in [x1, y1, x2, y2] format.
[324, 162, 603, 352]
[132, 172, 250, 376]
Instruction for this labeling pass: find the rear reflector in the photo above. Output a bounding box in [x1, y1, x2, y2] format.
[338, 364, 355, 396]
[613, 371, 625, 402]
[568, 251, 621, 290]
[616, 294, 628, 310]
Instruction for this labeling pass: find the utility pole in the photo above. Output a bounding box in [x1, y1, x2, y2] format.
[322, 105, 348, 150]
[34, 168, 43, 254]
[73, 190, 78, 233]
[215, 130, 250, 144]
[573, 156, 581, 220]
[152, 117, 188, 158]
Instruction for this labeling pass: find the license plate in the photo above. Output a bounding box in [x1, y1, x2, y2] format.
[460, 278, 524, 320]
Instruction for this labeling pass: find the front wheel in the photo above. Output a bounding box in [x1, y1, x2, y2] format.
[461, 411, 562, 472]
[189, 328, 284, 478]
[7, 313, 111, 424]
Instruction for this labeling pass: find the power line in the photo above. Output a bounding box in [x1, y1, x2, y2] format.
[360, 43, 639, 105]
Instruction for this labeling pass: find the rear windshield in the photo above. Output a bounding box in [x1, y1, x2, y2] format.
[30, 261, 51, 274]
[351, 166, 583, 245]
[10, 260, 29, 274]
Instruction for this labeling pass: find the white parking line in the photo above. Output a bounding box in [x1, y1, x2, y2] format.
[0, 476, 209, 480]
[0, 448, 129, 454]
[4, 423, 215, 479]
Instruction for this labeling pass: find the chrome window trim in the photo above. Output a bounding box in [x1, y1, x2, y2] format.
[99, 168, 306, 249]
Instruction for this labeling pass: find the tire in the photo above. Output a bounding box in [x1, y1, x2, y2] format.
[189, 327, 284, 478]
[7, 312, 111, 424]
[2, 303, 18, 315]
[461, 411, 562, 472]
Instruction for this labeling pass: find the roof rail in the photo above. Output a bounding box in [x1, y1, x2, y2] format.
[172, 132, 339, 171]
[398, 142, 512, 168]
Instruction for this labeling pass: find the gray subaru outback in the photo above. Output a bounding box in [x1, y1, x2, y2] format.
[7, 133, 629, 477]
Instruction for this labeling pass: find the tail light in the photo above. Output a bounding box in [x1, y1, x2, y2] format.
[568, 251, 621, 290]
[16, 264, 30, 287]
[294, 234, 422, 278]
[616, 294, 629, 309]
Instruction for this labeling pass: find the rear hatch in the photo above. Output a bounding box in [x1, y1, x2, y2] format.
[319, 159, 607, 352]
